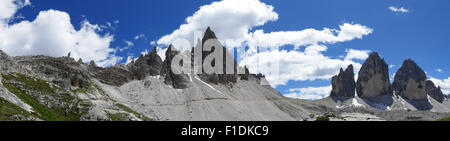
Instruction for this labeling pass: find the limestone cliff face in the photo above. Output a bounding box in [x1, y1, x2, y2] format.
[426, 80, 445, 102]
[198, 27, 238, 84]
[128, 46, 163, 80]
[160, 45, 192, 89]
[356, 52, 391, 99]
[331, 65, 355, 97]
[392, 59, 427, 100]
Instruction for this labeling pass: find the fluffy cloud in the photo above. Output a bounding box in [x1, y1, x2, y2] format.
[389, 6, 409, 13]
[429, 77, 450, 94]
[157, 0, 278, 47]
[345, 49, 370, 60]
[248, 23, 373, 50]
[240, 45, 362, 87]
[284, 86, 332, 100]
[0, 0, 30, 20]
[0, 1, 120, 67]
[436, 69, 444, 73]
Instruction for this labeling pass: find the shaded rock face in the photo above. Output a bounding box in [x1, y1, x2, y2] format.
[161, 45, 192, 89]
[0, 50, 18, 73]
[198, 27, 237, 84]
[426, 80, 445, 102]
[15, 56, 91, 89]
[240, 66, 250, 80]
[91, 67, 133, 86]
[129, 46, 163, 80]
[331, 65, 355, 97]
[392, 59, 427, 100]
[356, 52, 391, 99]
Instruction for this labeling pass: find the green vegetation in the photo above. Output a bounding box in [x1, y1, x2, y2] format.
[115, 103, 152, 121]
[71, 88, 88, 94]
[204, 97, 228, 101]
[1, 73, 85, 121]
[0, 97, 36, 121]
[437, 116, 450, 121]
[105, 110, 129, 121]
[315, 116, 330, 121]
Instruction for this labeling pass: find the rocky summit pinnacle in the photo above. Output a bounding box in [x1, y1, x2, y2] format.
[129, 46, 163, 80]
[202, 26, 217, 44]
[392, 59, 428, 100]
[356, 52, 391, 99]
[161, 45, 192, 89]
[198, 27, 238, 84]
[331, 65, 355, 98]
[426, 80, 445, 102]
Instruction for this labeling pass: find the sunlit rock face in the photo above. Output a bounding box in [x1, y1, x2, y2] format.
[392, 59, 427, 100]
[356, 52, 391, 99]
[331, 65, 355, 97]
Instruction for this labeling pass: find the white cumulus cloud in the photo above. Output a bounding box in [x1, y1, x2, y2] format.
[0, 0, 30, 20]
[389, 6, 409, 13]
[0, 0, 120, 67]
[248, 23, 373, 51]
[241, 45, 362, 87]
[157, 0, 278, 47]
[345, 49, 370, 60]
[284, 86, 332, 100]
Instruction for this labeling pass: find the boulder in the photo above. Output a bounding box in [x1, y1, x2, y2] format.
[356, 52, 391, 99]
[331, 65, 355, 97]
[392, 59, 427, 100]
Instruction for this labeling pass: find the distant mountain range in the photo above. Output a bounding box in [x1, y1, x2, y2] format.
[0, 28, 449, 121]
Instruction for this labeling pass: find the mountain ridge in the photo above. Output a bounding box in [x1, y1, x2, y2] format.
[1, 28, 449, 121]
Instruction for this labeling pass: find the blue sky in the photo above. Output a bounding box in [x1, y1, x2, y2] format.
[2, 0, 450, 99]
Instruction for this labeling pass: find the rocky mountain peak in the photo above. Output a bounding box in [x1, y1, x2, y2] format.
[426, 80, 445, 102]
[331, 64, 355, 98]
[393, 59, 427, 100]
[356, 52, 391, 99]
[202, 26, 217, 44]
[161, 45, 192, 89]
[130, 46, 163, 80]
[89, 60, 98, 68]
[198, 27, 238, 84]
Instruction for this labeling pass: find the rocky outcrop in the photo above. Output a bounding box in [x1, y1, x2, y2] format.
[198, 27, 237, 84]
[392, 59, 427, 100]
[240, 66, 250, 80]
[91, 67, 133, 86]
[0, 50, 18, 73]
[161, 45, 192, 89]
[331, 65, 355, 97]
[356, 52, 391, 99]
[426, 80, 445, 102]
[129, 46, 163, 80]
[14, 55, 91, 89]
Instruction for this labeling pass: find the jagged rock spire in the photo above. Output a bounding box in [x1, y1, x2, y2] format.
[202, 26, 217, 44]
[89, 60, 97, 68]
[331, 65, 355, 97]
[77, 58, 83, 64]
[356, 52, 391, 99]
[393, 59, 427, 100]
[130, 46, 163, 80]
[161, 44, 192, 89]
[426, 80, 445, 102]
